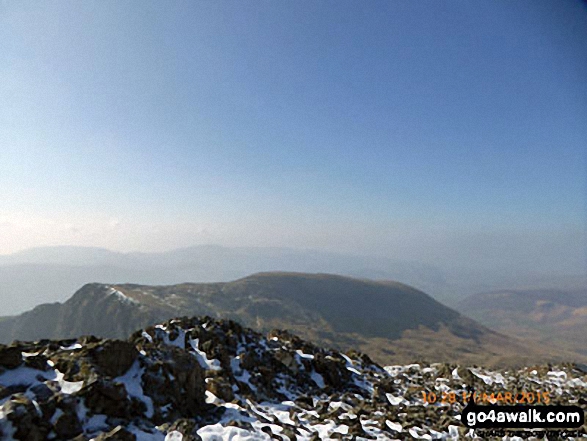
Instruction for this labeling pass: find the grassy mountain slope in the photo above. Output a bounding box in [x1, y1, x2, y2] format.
[1, 272, 584, 367]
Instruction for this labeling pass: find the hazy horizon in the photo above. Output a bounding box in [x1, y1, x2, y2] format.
[1, 242, 585, 316]
[1, 1, 586, 275]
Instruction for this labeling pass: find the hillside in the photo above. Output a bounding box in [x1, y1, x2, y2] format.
[1, 272, 584, 367]
[1, 316, 586, 440]
[458, 288, 587, 356]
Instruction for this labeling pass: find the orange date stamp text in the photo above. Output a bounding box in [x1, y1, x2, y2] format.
[420, 390, 551, 405]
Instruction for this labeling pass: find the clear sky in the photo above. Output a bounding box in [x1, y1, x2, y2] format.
[1, 0, 586, 273]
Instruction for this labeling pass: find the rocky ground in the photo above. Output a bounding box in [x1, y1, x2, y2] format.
[0, 316, 586, 440]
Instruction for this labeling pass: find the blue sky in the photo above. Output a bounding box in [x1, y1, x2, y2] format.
[0, 0, 585, 272]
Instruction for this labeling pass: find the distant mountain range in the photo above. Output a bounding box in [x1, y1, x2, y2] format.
[1, 272, 583, 367]
[457, 287, 587, 357]
[0, 245, 451, 315]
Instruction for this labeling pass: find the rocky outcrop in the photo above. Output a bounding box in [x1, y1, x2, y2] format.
[90, 340, 138, 378]
[0, 316, 586, 440]
[0, 346, 22, 370]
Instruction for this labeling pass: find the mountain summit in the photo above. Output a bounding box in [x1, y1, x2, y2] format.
[1, 273, 580, 367]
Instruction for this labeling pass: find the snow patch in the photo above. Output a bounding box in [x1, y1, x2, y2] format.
[115, 361, 154, 418]
[386, 393, 404, 405]
[386, 420, 402, 432]
[106, 287, 140, 306]
[189, 338, 221, 370]
[469, 367, 505, 385]
[165, 431, 183, 441]
[295, 349, 314, 360]
[55, 370, 84, 394]
[60, 343, 82, 351]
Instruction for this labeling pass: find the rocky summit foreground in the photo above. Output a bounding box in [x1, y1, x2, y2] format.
[0, 317, 586, 440]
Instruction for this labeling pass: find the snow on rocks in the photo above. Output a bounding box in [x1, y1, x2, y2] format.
[106, 287, 140, 306]
[1, 317, 586, 440]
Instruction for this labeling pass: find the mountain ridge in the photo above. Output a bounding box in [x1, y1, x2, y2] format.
[0, 246, 451, 315]
[1, 272, 584, 368]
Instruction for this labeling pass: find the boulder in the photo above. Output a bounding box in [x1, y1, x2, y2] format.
[206, 378, 234, 402]
[0, 345, 22, 369]
[80, 380, 130, 418]
[54, 410, 83, 439]
[275, 350, 299, 373]
[90, 340, 138, 378]
[314, 353, 351, 389]
[2, 395, 51, 441]
[24, 354, 50, 371]
[141, 346, 206, 420]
